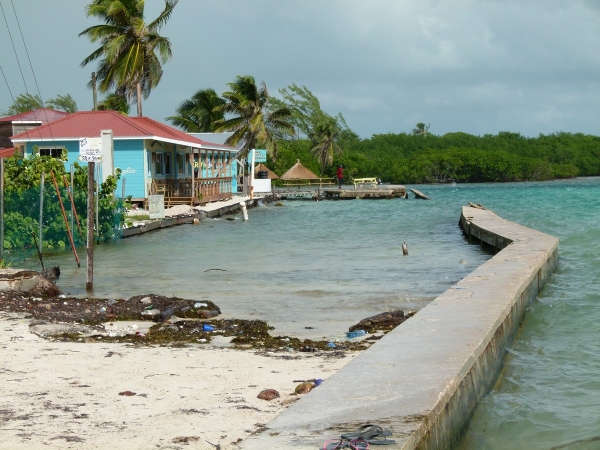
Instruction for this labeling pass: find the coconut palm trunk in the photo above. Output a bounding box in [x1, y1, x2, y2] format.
[137, 83, 143, 117]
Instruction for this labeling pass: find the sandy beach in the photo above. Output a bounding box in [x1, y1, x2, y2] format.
[0, 310, 357, 449]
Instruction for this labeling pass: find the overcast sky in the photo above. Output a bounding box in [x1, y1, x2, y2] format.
[1, 0, 599, 138]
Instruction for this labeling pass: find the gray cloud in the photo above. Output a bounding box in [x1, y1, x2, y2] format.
[1, 0, 599, 138]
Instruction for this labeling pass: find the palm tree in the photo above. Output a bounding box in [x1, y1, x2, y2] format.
[412, 122, 431, 136]
[97, 92, 130, 115]
[79, 0, 177, 116]
[214, 75, 294, 159]
[166, 89, 225, 132]
[311, 118, 343, 175]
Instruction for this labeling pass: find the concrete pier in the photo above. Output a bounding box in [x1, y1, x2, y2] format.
[241, 205, 559, 449]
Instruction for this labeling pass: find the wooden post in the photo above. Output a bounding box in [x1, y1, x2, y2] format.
[249, 149, 255, 200]
[50, 170, 80, 267]
[86, 162, 95, 291]
[62, 174, 84, 244]
[0, 158, 3, 260]
[95, 164, 99, 244]
[190, 152, 195, 202]
[39, 172, 44, 254]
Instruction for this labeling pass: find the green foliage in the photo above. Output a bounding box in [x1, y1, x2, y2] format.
[271, 140, 320, 177]
[3, 152, 122, 260]
[338, 131, 597, 183]
[261, 131, 598, 184]
[5, 93, 78, 115]
[97, 92, 130, 115]
[166, 88, 225, 132]
[270, 83, 353, 143]
[311, 117, 343, 175]
[412, 122, 431, 136]
[80, 0, 178, 116]
[5, 93, 43, 115]
[46, 94, 78, 113]
[214, 75, 295, 159]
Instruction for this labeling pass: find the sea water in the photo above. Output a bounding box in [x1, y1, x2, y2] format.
[23, 177, 600, 449]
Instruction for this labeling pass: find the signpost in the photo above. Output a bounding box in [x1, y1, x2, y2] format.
[80, 137, 103, 291]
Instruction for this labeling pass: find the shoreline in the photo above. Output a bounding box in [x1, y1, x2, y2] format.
[0, 309, 359, 449]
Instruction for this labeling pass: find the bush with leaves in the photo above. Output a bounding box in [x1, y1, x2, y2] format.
[3, 150, 122, 259]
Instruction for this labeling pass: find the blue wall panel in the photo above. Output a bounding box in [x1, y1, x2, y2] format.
[114, 140, 145, 199]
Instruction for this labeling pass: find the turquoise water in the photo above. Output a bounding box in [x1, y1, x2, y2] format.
[23, 177, 600, 448]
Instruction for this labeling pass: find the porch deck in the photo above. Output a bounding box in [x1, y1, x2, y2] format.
[146, 177, 233, 207]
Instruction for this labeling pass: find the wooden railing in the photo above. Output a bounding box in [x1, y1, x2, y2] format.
[148, 177, 232, 206]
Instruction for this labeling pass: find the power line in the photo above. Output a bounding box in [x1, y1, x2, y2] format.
[9, 0, 56, 143]
[0, 65, 17, 109]
[0, 0, 42, 143]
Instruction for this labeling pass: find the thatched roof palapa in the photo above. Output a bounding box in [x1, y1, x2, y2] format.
[254, 163, 279, 179]
[280, 159, 319, 180]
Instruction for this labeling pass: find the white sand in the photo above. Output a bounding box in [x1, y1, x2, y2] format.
[0, 311, 357, 449]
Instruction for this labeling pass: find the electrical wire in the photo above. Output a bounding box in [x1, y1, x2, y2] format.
[9, 0, 57, 143]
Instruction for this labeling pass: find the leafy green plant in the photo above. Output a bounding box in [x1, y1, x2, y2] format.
[3, 151, 122, 260]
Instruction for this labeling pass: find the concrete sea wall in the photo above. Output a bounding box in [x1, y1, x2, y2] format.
[121, 196, 273, 238]
[242, 205, 559, 449]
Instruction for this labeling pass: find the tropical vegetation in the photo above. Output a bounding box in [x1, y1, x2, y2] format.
[3, 93, 78, 115]
[97, 92, 130, 115]
[271, 130, 600, 183]
[79, 0, 178, 116]
[2, 151, 123, 259]
[166, 88, 225, 132]
[213, 75, 295, 159]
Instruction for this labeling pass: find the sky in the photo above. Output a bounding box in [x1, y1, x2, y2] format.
[1, 0, 599, 139]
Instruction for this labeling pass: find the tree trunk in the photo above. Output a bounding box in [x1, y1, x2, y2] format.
[136, 83, 142, 117]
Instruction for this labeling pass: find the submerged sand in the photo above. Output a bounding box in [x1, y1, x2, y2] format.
[0, 311, 357, 449]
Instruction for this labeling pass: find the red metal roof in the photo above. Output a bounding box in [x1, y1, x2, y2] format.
[10, 110, 235, 150]
[0, 108, 68, 124]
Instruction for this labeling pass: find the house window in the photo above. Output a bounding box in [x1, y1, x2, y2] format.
[152, 152, 172, 176]
[164, 153, 171, 175]
[177, 154, 186, 175]
[38, 147, 64, 158]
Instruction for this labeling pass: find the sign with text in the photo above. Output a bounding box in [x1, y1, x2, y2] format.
[252, 149, 267, 163]
[78, 154, 103, 163]
[79, 137, 102, 156]
[148, 195, 165, 219]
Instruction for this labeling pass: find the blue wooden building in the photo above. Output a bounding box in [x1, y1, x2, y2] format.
[10, 110, 237, 205]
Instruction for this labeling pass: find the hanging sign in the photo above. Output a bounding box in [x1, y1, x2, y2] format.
[79, 137, 102, 156]
[78, 154, 103, 162]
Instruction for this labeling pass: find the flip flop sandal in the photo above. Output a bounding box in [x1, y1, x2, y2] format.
[341, 425, 392, 440]
[322, 438, 370, 450]
[366, 435, 396, 446]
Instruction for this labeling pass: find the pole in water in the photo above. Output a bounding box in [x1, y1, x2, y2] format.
[31, 231, 44, 270]
[240, 201, 248, 221]
[86, 162, 95, 291]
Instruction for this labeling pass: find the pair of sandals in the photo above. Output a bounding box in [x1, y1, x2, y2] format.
[322, 424, 396, 449]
